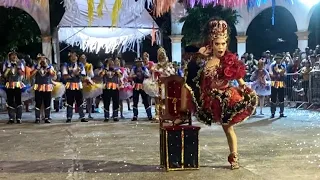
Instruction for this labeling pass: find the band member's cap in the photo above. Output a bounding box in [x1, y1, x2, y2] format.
[273, 53, 283, 60]
[8, 51, 17, 57]
[316, 54, 320, 58]
[265, 50, 270, 53]
[36, 53, 46, 59]
[134, 58, 143, 62]
[68, 50, 78, 56]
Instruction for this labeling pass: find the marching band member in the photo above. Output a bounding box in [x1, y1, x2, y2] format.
[62, 51, 88, 123]
[30, 54, 56, 123]
[3, 52, 25, 124]
[130, 58, 153, 121]
[99, 59, 122, 122]
[269, 54, 287, 118]
[80, 54, 95, 119]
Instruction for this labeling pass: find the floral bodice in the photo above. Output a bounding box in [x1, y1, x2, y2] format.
[201, 53, 246, 91]
[202, 63, 229, 90]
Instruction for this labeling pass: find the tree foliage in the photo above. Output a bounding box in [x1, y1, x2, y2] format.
[0, 1, 65, 60]
[0, 7, 41, 59]
[179, 4, 239, 46]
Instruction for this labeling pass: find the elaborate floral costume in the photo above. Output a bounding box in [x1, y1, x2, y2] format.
[185, 52, 257, 126]
[143, 48, 176, 122]
[250, 65, 271, 96]
[119, 66, 133, 100]
[143, 48, 175, 97]
[182, 19, 258, 170]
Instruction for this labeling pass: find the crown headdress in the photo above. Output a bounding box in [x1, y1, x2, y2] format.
[157, 47, 166, 56]
[143, 52, 149, 57]
[209, 20, 228, 41]
[157, 47, 167, 60]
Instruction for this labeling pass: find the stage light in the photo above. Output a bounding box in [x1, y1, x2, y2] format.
[299, 0, 320, 7]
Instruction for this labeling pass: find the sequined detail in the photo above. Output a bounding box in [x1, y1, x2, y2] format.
[134, 83, 143, 90]
[271, 81, 285, 88]
[65, 82, 83, 90]
[105, 82, 118, 90]
[5, 82, 25, 89]
[33, 84, 53, 92]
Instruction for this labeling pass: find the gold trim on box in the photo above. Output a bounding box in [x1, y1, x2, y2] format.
[162, 127, 201, 171]
[181, 130, 184, 169]
[165, 130, 169, 171]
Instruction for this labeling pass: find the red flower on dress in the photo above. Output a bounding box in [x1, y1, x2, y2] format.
[224, 67, 234, 78]
[219, 52, 246, 80]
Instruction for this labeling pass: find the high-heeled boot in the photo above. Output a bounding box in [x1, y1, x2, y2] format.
[228, 152, 239, 170]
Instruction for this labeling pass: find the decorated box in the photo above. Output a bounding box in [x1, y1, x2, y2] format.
[160, 125, 200, 171]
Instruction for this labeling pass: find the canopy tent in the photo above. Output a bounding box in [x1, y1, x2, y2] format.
[58, 0, 159, 53]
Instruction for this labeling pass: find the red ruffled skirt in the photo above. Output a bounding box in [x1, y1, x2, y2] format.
[189, 86, 258, 126]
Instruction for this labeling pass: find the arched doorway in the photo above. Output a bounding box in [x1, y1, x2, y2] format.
[308, 3, 320, 49]
[0, 1, 51, 62]
[0, 7, 42, 60]
[246, 6, 298, 57]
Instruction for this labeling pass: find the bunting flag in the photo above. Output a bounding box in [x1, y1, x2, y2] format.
[87, 0, 94, 26]
[111, 0, 122, 26]
[153, 0, 177, 17]
[151, 23, 156, 46]
[97, 0, 105, 18]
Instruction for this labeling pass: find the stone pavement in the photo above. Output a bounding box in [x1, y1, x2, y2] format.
[0, 107, 319, 180]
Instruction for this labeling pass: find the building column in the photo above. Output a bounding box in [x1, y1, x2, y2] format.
[41, 35, 52, 64]
[169, 35, 183, 63]
[52, 28, 60, 67]
[236, 35, 247, 57]
[295, 31, 309, 51]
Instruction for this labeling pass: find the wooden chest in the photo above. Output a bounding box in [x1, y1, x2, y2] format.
[160, 125, 201, 171]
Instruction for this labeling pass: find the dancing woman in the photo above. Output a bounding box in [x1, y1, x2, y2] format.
[80, 54, 96, 119]
[250, 60, 271, 115]
[180, 17, 258, 169]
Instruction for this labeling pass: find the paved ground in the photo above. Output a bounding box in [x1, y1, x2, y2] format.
[0, 106, 319, 180]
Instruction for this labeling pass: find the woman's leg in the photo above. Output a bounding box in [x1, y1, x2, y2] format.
[120, 100, 124, 118]
[87, 98, 93, 118]
[222, 125, 239, 169]
[259, 96, 265, 114]
[126, 98, 131, 110]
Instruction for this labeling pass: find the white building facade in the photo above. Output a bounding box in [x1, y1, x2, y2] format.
[170, 0, 319, 62]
